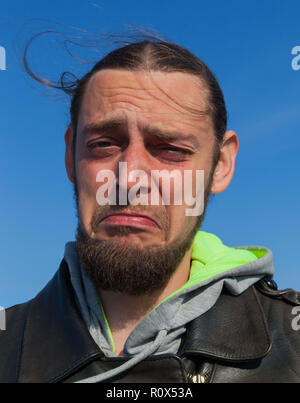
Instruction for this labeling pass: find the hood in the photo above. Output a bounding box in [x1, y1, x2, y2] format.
[65, 230, 274, 383]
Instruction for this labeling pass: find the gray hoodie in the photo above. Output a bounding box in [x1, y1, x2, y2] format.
[64, 230, 274, 383]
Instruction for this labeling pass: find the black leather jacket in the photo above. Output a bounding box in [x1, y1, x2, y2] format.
[0, 260, 299, 383]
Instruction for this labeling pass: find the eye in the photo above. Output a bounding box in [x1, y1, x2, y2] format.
[160, 146, 192, 154]
[86, 138, 121, 158]
[88, 140, 114, 148]
[155, 145, 194, 160]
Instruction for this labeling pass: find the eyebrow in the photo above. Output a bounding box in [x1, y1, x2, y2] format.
[82, 117, 127, 136]
[139, 123, 201, 149]
[82, 117, 201, 149]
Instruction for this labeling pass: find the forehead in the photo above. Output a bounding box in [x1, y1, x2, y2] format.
[78, 69, 211, 133]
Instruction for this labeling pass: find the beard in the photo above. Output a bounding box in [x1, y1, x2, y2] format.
[75, 177, 213, 296]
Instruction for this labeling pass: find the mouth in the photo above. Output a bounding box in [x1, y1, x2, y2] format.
[98, 211, 161, 230]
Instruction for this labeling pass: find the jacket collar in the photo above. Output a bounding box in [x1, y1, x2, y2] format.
[181, 285, 272, 361]
[18, 260, 271, 382]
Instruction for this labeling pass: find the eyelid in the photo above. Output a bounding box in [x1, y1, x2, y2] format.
[156, 144, 194, 154]
[87, 137, 118, 147]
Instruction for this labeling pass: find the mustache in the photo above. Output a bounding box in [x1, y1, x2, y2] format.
[90, 204, 170, 233]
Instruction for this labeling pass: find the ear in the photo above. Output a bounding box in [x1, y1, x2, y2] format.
[210, 130, 239, 194]
[65, 124, 75, 184]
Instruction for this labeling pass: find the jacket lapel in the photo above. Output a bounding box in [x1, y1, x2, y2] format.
[18, 260, 103, 383]
[182, 285, 272, 362]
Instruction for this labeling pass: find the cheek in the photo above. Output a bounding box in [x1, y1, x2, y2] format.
[166, 204, 199, 244]
[77, 160, 99, 198]
[76, 159, 101, 229]
[165, 163, 209, 238]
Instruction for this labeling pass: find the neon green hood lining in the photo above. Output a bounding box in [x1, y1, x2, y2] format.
[153, 230, 265, 309]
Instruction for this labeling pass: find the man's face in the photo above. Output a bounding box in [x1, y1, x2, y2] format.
[75, 70, 215, 243]
[66, 69, 219, 294]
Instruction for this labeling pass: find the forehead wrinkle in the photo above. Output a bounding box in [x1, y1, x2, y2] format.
[81, 103, 210, 146]
[140, 69, 211, 119]
[79, 70, 213, 142]
[89, 69, 209, 120]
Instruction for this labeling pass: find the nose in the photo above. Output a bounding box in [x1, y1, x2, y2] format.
[116, 139, 153, 206]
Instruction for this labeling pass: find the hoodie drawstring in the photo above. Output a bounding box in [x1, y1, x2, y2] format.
[74, 329, 168, 383]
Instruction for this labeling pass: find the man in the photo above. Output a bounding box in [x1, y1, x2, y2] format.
[0, 40, 299, 383]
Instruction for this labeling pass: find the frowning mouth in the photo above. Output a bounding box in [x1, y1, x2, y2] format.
[98, 211, 161, 230]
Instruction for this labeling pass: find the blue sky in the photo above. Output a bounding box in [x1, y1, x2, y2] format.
[0, 0, 299, 308]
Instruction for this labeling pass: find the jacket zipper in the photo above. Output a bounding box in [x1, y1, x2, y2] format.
[187, 373, 209, 383]
[186, 362, 214, 383]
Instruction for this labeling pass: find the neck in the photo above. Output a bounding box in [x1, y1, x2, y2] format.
[98, 248, 192, 355]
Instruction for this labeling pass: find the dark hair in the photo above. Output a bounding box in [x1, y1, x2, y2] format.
[24, 36, 227, 167]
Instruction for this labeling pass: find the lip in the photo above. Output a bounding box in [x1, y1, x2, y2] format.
[98, 211, 161, 230]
